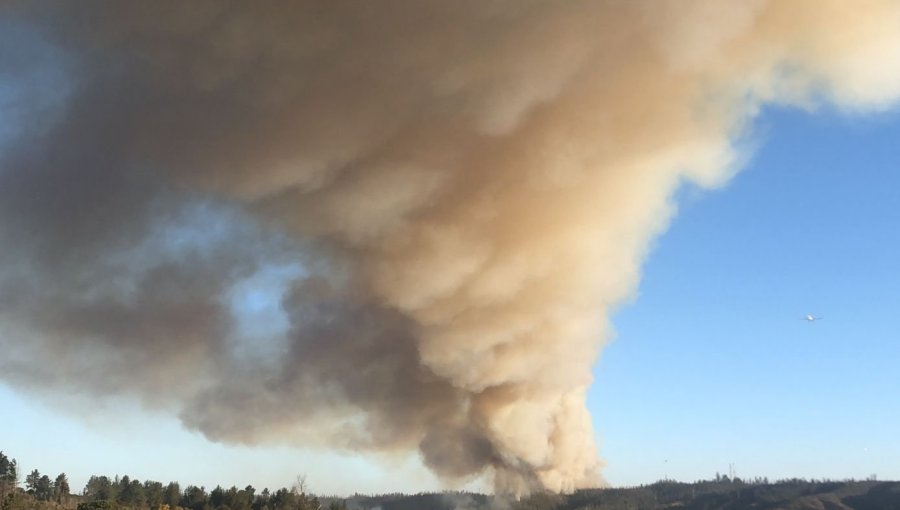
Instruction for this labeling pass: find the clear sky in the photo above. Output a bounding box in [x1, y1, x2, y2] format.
[3, 103, 898, 494]
[591, 105, 900, 486]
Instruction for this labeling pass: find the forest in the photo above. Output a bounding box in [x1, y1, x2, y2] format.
[2, 450, 899, 510]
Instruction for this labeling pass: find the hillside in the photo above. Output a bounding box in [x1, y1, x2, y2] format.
[326, 480, 900, 510]
[3, 447, 897, 510]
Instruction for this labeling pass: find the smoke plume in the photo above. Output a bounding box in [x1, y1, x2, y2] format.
[1, 0, 899, 493]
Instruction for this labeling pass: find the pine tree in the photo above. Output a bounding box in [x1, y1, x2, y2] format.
[0, 452, 17, 502]
[25, 469, 41, 495]
[55, 473, 71, 504]
[37, 475, 52, 501]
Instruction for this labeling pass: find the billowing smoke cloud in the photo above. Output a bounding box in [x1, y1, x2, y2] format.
[1, 0, 899, 494]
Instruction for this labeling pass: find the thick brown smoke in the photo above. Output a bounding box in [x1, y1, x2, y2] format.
[1, 0, 899, 494]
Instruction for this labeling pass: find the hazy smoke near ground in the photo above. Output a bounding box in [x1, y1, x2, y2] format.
[1, 0, 899, 494]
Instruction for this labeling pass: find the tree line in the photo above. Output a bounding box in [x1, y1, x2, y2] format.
[0, 451, 347, 510]
[4, 448, 898, 510]
[79, 475, 335, 510]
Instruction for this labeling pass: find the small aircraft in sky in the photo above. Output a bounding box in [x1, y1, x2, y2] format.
[804, 314, 823, 322]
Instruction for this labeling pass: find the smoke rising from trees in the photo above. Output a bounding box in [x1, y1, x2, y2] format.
[1, 0, 899, 494]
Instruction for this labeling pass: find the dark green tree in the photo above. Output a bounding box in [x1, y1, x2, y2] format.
[252, 488, 269, 510]
[143, 480, 164, 509]
[36, 475, 52, 502]
[217, 485, 250, 510]
[117, 476, 131, 501]
[120, 478, 145, 507]
[54, 473, 70, 504]
[231, 486, 253, 510]
[209, 486, 225, 509]
[25, 470, 40, 495]
[163, 482, 181, 507]
[269, 488, 294, 510]
[85, 475, 118, 501]
[181, 485, 209, 510]
[0, 452, 17, 503]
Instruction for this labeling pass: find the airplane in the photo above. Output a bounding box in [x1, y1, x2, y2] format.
[804, 314, 823, 322]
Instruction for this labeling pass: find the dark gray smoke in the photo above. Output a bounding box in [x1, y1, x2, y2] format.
[2, 0, 899, 493]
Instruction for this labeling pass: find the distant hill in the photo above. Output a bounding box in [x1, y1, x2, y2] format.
[323, 479, 900, 510]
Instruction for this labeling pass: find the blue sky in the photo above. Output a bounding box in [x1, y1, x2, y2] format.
[591, 105, 900, 486]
